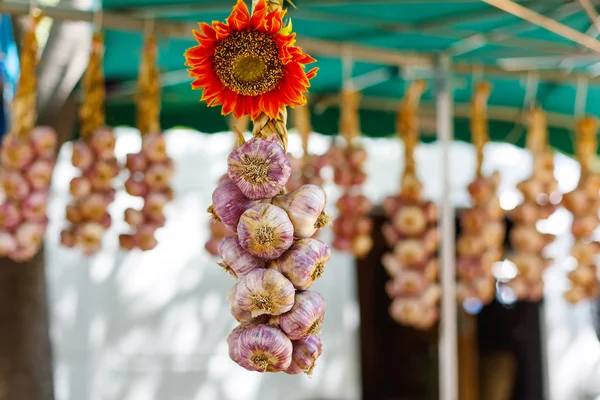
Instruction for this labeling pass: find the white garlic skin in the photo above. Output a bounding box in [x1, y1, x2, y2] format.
[272, 184, 329, 238]
[227, 284, 269, 326]
[218, 236, 264, 278]
[286, 335, 323, 375]
[237, 203, 294, 260]
[237, 324, 293, 372]
[236, 268, 296, 318]
[270, 238, 331, 290]
[279, 291, 326, 340]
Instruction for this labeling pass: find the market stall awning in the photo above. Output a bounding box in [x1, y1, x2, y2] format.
[2, 0, 600, 153]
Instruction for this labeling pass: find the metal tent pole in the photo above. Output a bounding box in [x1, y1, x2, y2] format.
[436, 53, 458, 400]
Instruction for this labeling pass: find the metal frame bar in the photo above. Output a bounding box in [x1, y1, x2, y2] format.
[120, 1, 584, 57]
[482, 0, 600, 52]
[578, 0, 600, 34]
[6, 2, 600, 83]
[436, 53, 458, 400]
[116, 0, 557, 14]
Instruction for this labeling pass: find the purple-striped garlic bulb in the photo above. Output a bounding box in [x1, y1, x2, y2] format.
[279, 291, 326, 340]
[272, 184, 331, 238]
[236, 268, 296, 318]
[269, 238, 330, 290]
[286, 335, 323, 375]
[210, 179, 262, 232]
[218, 235, 265, 278]
[237, 203, 294, 260]
[228, 138, 291, 200]
[233, 324, 293, 372]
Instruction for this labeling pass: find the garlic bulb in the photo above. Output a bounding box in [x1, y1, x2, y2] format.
[218, 236, 264, 278]
[228, 138, 291, 200]
[382, 253, 402, 277]
[227, 325, 245, 364]
[352, 235, 373, 259]
[210, 179, 261, 232]
[568, 265, 596, 286]
[236, 268, 295, 317]
[389, 298, 425, 326]
[457, 235, 485, 258]
[279, 291, 326, 340]
[286, 335, 323, 375]
[238, 203, 294, 259]
[511, 203, 540, 225]
[270, 238, 330, 290]
[237, 324, 293, 372]
[392, 206, 426, 236]
[272, 184, 330, 238]
[385, 271, 426, 297]
[483, 222, 505, 249]
[394, 239, 428, 267]
[227, 284, 269, 326]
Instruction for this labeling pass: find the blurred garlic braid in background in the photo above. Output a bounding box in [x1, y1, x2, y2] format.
[332, 89, 373, 258]
[381, 80, 440, 330]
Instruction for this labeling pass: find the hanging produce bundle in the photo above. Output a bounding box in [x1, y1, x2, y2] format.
[0, 12, 58, 262]
[60, 33, 119, 255]
[456, 82, 505, 307]
[120, 34, 174, 251]
[380, 80, 440, 330]
[206, 117, 249, 256]
[286, 104, 329, 193]
[506, 108, 557, 302]
[331, 89, 373, 258]
[563, 117, 600, 304]
[185, 0, 330, 374]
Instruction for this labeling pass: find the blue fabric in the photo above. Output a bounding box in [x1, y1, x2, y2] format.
[0, 14, 19, 138]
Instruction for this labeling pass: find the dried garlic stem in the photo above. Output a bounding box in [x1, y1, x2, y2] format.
[11, 13, 42, 139]
[207, 205, 221, 222]
[311, 261, 325, 281]
[314, 211, 331, 229]
[137, 34, 161, 136]
[253, 109, 289, 151]
[80, 33, 106, 141]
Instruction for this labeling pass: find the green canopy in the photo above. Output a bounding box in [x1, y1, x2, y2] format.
[96, 0, 600, 154]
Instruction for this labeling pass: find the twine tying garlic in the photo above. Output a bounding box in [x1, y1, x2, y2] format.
[120, 34, 174, 251]
[60, 32, 119, 255]
[456, 82, 506, 307]
[505, 108, 558, 302]
[563, 117, 600, 304]
[212, 131, 332, 373]
[0, 13, 58, 262]
[331, 89, 374, 258]
[381, 80, 440, 330]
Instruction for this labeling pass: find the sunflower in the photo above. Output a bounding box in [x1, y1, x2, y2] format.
[184, 0, 318, 119]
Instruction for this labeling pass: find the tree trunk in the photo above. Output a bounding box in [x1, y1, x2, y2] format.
[0, 88, 78, 399]
[0, 251, 55, 400]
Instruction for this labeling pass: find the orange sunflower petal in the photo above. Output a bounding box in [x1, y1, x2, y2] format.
[227, 0, 251, 31]
[212, 21, 232, 40]
[186, 0, 317, 118]
[306, 67, 319, 82]
[198, 23, 217, 40]
[250, 0, 268, 30]
[264, 8, 284, 34]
